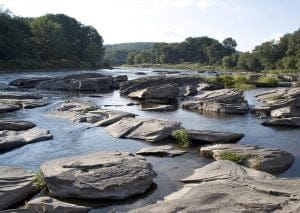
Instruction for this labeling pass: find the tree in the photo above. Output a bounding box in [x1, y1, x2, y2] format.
[238, 52, 263, 71]
[222, 55, 237, 69]
[223, 37, 237, 54]
[282, 56, 297, 69]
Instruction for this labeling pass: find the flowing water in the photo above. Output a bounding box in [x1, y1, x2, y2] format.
[0, 67, 299, 212]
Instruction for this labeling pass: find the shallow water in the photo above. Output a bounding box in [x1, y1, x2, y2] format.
[0, 68, 299, 212]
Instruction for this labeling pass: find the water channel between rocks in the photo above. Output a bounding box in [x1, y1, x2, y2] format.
[0, 67, 300, 212]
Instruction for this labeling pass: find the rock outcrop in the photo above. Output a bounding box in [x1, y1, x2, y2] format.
[0, 166, 38, 210]
[105, 117, 181, 142]
[131, 161, 300, 213]
[200, 143, 294, 174]
[0, 120, 36, 131]
[142, 105, 176, 112]
[26, 197, 90, 213]
[0, 128, 53, 152]
[180, 89, 249, 114]
[187, 129, 244, 144]
[40, 151, 156, 200]
[262, 117, 300, 127]
[10, 73, 128, 92]
[136, 145, 187, 157]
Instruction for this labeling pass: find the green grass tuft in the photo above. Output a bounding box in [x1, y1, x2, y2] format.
[219, 151, 249, 164]
[171, 128, 191, 148]
[33, 169, 47, 191]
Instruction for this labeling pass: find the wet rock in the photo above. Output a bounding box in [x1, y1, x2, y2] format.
[0, 103, 21, 113]
[0, 92, 43, 100]
[113, 75, 128, 83]
[128, 84, 179, 104]
[0, 128, 53, 152]
[131, 161, 300, 213]
[9, 77, 53, 88]
[135, 72, 146, 75]
[188, 129, 244, 144]
[136, 145, 187, 157]
[178, 85, 197, 97]
[142, 105, 176, 112]
[262, 117, 300, 127]
[105, 117, 181, 142]
[180, 89, 249, 114]
[41, 151, 156, 200]
[0, 120, 36, 131]
[26, 197, 90, 213]
[0, 166, 38, 210]
[120, 75, 203, 96]
[271, 106, 300, 118]
[250, 105, 272, 116]
[200, 143, 294, 174]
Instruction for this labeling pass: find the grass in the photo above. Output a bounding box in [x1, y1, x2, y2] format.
[204, 74, 255, 90]
[171, 128, 191, 148]
[219, 151, 249, 164]
[33, 169, 47, 191]
[263, 69, 300, 75]
[257, 75, 279, 84]
[82, 106, 98, 113]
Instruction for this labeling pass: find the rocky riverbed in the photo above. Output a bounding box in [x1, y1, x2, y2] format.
[0, 67, 299, 212]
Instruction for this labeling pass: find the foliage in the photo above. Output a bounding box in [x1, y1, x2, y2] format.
[205, 74, 255, 90]
[171, 128, 191, 148]
[0, 13, 104, 70]
[33, 169, 47, 191]
[219, 151, 249, 164]
[257, 75, 279, 84]
[237, 52, 263, 71]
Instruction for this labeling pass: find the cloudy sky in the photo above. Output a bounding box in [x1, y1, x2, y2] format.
[1, 0, 299, 51]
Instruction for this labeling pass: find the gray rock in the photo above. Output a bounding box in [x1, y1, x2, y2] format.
[40, 151, 156, 200]
[9, 77, 53, 88]
[105, 117, 181, 142]
[180, 89, 249, 114]
[178, 85, 197, 97]
[136, 145, 187, 157]
[135, 72, 146, 75]
[0, 121, 36, 131]
[142, 105, 176, 112]
[0, 103, 21, 113]
[26, 197, 90, 213]
[200, 143, 294, 174]
[271, 106, 300, 118]
[131, 161, 300, 213]
[187, 129, 244, 144]
[0, 166, 38, 210]
[0, 92, 43, 100]
[0, 128, 53, 152]
[262, 117, 300, 127]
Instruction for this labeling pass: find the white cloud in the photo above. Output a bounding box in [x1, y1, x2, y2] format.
[195, 0, 214, 11]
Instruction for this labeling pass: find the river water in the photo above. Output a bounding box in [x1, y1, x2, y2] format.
[0, 67, 299, 212]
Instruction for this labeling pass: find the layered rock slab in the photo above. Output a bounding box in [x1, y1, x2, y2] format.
[0, 120, 36, 131]
[40, 151, 157, 200]
[0, 166, 38, 210]
[180, 89, 249, 114]
[131, 161, 300, 213]
[136, 145, 187, 157]
[200, 143, 294, 174]
[105, 117, 181, 142]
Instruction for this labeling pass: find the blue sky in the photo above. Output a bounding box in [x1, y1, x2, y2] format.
[1, 0, 299, 51]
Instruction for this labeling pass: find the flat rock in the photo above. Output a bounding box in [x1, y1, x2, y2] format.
[0, 92, 43, 100]
[105, 117, 181, 142]
[40, 151, 156, 200]
[0, 103, 21, 113]
[26, 197, 90, 213]
[178, 85, 197, 97]
[262, 117, 300, 127]
[9, 77, 53, 88]
[131, 161, 300, 213]
[136, 145, 187, 157]
[200, 143, 294, 174]
[0, 166, 38, 210]
[142, 105, 176, 112]
[188, 129, 244, 144]
[0, 121, 36, 131]
[0, 128, 53, 152]
[180, 89, 249, 114]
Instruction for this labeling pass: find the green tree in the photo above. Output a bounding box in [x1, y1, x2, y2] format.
[238, 52, 263, 71]
[282, 56, 297, 69]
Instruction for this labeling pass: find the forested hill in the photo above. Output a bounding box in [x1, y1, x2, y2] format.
[0, 11, 105, 70]
[104, 42, 155, 65]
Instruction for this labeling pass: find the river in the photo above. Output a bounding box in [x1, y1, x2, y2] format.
[0, 67, 299, 212]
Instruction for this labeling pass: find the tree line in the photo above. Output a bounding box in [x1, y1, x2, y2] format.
[126, 30, 300, 72]
[0, 9, 105, 70]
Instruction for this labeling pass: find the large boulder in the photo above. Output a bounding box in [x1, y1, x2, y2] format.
[105, 117, 181, 142]
[0, 166, 38, 210]
[131, 161, 300, 213]
[187, 129, 244, 144]
[0, 120, 36, 131]
[0, 128, 53, 152]
[26, 197, 90, 213]
[120, 75, 203, 96]
[40, 151, 157, 200]
[9, 77, 53, 88]
[136, 145, 187, 157]
[262, 117, 300, 127]
[200, 143, 294, 174]
[180, 89, 249, 114]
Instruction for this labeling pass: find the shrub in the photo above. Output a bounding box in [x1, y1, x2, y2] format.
[171, 128, 191, 148]
[219, 151, 249, 164]
[33, 169, 47, 191]
[257, 75, 279, 84]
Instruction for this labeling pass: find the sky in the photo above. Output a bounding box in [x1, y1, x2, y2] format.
[1, 0, 300, 51]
